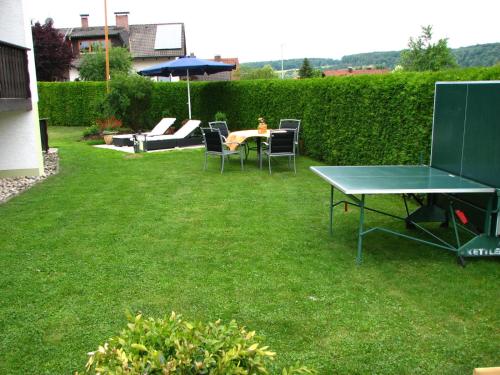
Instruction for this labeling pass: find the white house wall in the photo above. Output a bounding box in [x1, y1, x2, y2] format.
[133, 57, 173, 74]
[0, 0, 43, 177]
[0, 0, 27, 46]
[69, 67, 79, 81]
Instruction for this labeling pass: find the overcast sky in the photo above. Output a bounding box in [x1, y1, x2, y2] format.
[23, 0, 500, 63]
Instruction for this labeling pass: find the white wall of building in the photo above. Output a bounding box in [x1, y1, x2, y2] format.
[0, 0, 27, 46]
[69, 67, 79, 81]
[133, 58, 180, 82]
[0, 0, 43, 177]
[133, 57, 173, 73]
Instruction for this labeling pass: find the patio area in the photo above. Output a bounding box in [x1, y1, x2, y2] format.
[0, 127, 498, 374]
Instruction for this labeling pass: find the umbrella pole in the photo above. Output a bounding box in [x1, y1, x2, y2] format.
[187, 69, 192, 119]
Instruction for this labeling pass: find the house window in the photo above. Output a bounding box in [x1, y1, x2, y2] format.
[79, 40, 106, 54]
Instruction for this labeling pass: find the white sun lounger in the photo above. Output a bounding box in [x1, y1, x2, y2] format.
[139, 120, 202, 151]
[112, 118, 176, 146]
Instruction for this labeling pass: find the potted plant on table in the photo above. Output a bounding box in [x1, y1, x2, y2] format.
[258, 116, 268, 134]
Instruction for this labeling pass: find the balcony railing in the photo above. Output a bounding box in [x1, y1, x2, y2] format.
[0, 40, 32, 112]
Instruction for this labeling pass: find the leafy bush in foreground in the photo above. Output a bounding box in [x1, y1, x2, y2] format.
[83, 312, 316, 375]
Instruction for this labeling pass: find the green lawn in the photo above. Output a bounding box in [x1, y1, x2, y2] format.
[0, 127, 498, 374]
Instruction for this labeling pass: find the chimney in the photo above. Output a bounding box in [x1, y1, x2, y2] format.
[115, 11, 129, 30]
[80, 14, 89, 29]
[214, 55, 221, 61]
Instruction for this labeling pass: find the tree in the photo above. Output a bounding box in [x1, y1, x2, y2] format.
[79, 47, 132, 81]
[298, 58, 314, 78]
[96, 74, 154, 131]
[298, 58, 323, 78]
[239, 65, 277, 80]
[32, 19, 73, 81]
[399, 25, 457, 71]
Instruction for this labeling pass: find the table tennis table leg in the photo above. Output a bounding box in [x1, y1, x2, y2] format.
[357, 194, 366, 264]
[330, 186, 334, 236]
[257, 138, 262, 168]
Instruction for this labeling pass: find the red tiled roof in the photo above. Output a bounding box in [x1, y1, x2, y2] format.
[323, 69, 390, 77]
[191, 56, 240, 81]
[208, 57, 239, 67]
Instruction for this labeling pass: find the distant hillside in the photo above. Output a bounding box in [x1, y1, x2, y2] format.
[243, 58, 339, 71]
[453, 43, 500, 67]
[242, 43, 500, 70]
[339, 51, 400, 69]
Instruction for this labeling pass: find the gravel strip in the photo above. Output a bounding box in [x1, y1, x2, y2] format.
[0, 150, 59, 204]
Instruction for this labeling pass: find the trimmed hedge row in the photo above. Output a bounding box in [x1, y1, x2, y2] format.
[38, 82, 106, 127]
[38, 66, 500, 165]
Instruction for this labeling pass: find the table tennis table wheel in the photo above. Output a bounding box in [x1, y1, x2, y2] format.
[457, 256, 466, 267]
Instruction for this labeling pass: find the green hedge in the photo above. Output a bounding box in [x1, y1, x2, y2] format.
[38, 82, 106, 127]
[38, 66, 500, 165]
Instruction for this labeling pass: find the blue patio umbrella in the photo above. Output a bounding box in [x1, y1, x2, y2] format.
[139, 56, 236, 119]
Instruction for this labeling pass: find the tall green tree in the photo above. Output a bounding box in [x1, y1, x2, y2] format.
[79, 47, 132, 81]
[32, 19, 73, 81]
[298, 58, 314, 78]
[399, 25, 457, 71]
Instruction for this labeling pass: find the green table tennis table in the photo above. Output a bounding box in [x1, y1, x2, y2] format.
[310, 165, 500, 264]
[311, 81, 500, 265]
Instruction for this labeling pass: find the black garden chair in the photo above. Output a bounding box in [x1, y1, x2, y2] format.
[208, 121, 230, 139]
[201, 128, 245, 173]
[279, 119, 301, 155]
[261, 129, 297, 175]
[209, 121, 248, 157]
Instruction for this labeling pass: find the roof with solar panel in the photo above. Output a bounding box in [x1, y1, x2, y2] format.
[59, 12, 186, 59]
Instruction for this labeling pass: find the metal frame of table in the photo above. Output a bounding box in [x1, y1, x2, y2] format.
[227, 130, 270, 167]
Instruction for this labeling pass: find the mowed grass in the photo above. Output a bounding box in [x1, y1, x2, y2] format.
[0, 127, 499, 374]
